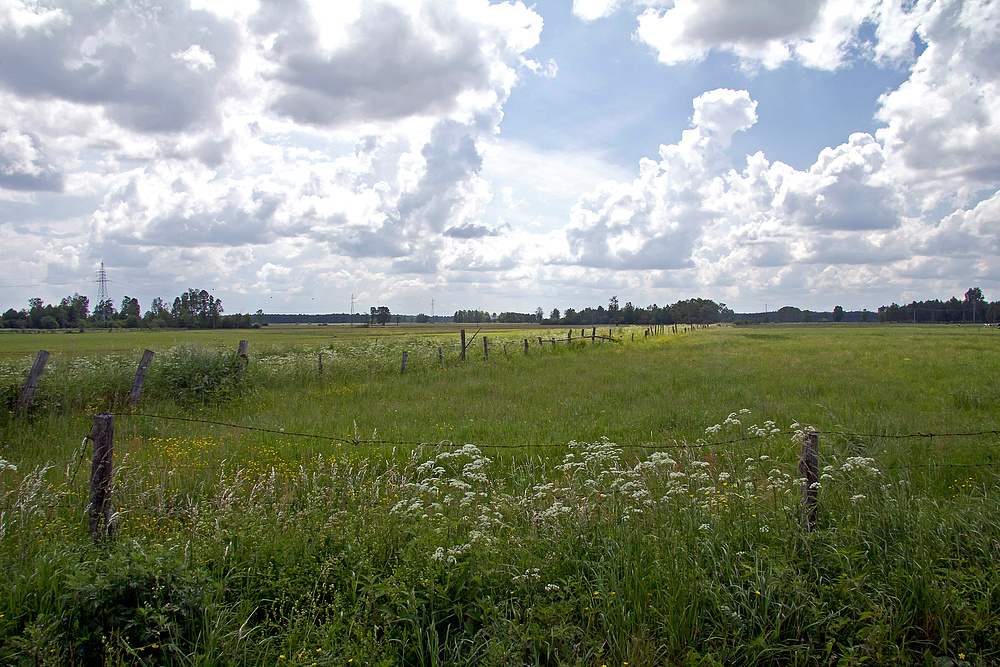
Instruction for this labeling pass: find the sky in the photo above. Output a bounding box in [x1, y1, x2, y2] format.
[1, 0, 998, 317]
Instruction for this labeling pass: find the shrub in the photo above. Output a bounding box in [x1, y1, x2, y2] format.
[146, 344, 251, 404]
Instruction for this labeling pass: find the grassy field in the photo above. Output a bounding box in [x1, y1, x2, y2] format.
[1, 324, 999, 665]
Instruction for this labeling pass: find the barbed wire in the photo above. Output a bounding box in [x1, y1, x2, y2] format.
[117, 412, 1000, 454]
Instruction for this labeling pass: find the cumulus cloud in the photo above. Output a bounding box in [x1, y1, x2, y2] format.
[0, 1, 240, 133]
[0, 126, 64, 192]
[564, 89, 757, 269]
[635, 0, 879, 70]
[560, 86, 933, 304]
[4, 0, 1000, 313]
[572, 0, 627, 22]
[875, 0, 1000, 205]
[257, 0, 541, 129]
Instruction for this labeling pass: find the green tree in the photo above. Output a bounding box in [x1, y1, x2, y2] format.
[965, 287, 986, 323]
[94, 298, 116, 323]
[120, 296, 141, 327]
[833, 305, 844, 322]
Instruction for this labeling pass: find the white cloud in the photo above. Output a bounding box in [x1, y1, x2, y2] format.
[875, 0, 1000, 207]
[635, 0, 878, 71]
[2, 0, 1000, 315]
[572, 0, 626, 21]
[0, 126, 63, 193]
[255, 0, 541, 129]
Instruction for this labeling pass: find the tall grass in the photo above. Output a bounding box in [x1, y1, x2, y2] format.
[2, 325, 999, 665]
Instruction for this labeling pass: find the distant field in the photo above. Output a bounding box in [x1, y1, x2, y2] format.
[3, 323, 999, 665]
[0, 322, 547, 360]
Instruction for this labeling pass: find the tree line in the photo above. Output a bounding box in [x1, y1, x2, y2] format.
[878, 288, 1000, 324]
[544, 297, 734, 326]
[1, 289, 255, 330]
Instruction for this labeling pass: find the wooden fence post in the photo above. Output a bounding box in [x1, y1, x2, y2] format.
[567, 330, 572, 343]
[318, 352, 323, 378]
[591, 327, 596, 343]
[237, 340, 249, 361]
[87, 412, 116, 540]
[438, 347, 444, 365]
[799, 431, 819, 532]
[538, 337, 543, 347]
[17, 350, 50, 412]
[401, 351, 408, 374]
[483, 336, 488, 361]
[524, 339, 529, 354]
[461, 330, 466, 361]
[128, 349, 154, 407]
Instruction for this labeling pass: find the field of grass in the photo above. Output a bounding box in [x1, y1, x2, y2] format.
[1, 324, 999, 665]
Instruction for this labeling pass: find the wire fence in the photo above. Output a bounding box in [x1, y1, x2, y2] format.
[5, 411, 1000, 525]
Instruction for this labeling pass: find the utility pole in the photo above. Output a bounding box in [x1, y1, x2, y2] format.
[95, 261, 109, 325]
[431, 298, 435, 319]
[350, 293, 355, 327]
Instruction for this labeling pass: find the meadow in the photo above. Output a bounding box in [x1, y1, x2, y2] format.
[1, 323, 999, 666]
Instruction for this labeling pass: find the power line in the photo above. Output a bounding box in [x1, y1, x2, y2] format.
[95, 262, 110, 324]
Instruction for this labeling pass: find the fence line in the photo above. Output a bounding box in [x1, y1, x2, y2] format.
[118, 412, 1000, 454]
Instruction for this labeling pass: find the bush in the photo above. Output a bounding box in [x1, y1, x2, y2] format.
[146, 344, 251, 404]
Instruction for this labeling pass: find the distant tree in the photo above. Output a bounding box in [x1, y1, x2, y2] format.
[376, 306, 391, 326]
[833, 305, 845, 323]
[59, 293, 89, 327]
[802, 310, 812, 323]
[2, 308, 28, 328]
[549, 308, 560, 323]
[965, 287, 986, 323]
[609, 296, 620, 324]
[94, 298, 116, 323]
[535, 306, 544, 324]
[415, 313, 430, 323]
[120, 296, 141, 327]
[776, 306, 802, 323]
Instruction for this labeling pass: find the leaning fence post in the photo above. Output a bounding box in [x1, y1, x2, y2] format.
[17, 350, 50, 412]
[799, 431, 820, 532]
[401, 350, 408, 374]
[461, 330, 466, 361]
[87, 412, 116, 540]
[128, 349, 155, 407]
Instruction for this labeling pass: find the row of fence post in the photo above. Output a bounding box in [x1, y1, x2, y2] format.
[15, 321, 693, 397]
[13, 323, 673, 391]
